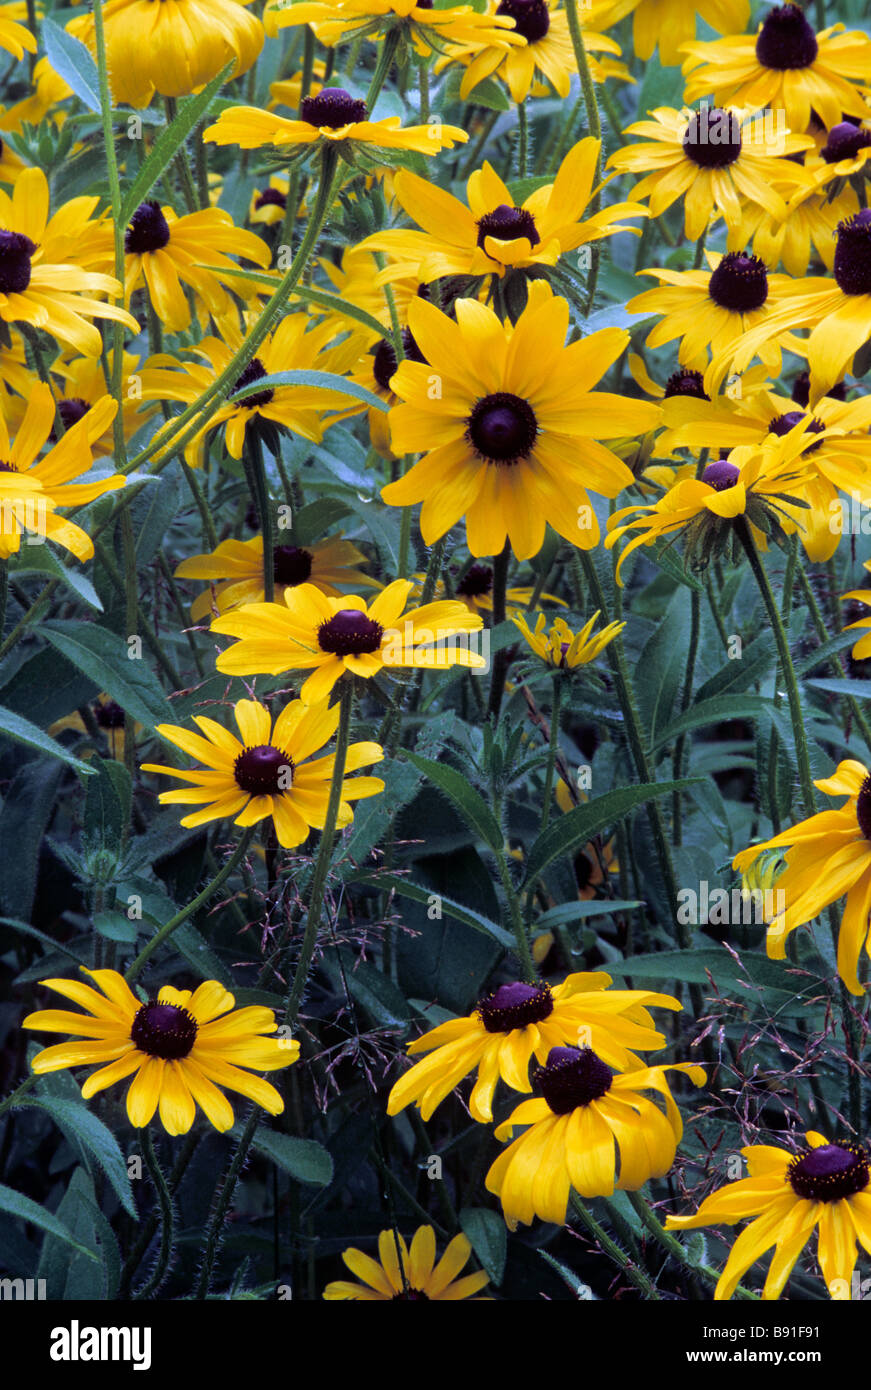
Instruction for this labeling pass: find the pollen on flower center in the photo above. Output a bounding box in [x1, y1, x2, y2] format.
[272, 544, 313, 586]
[373, 328, 426, 392]
[495, 0, 550, 42]
[855, 775, 871, 839]
[233, 357, 275, 408]
[767, 410, 825, 451]
[300, 88, 368, 129]
[0, 230, 37, 294]
[788, 1142, 869, 1202]
[833, 209, 871, 297]
[476, 204, 541, 251]
[477, 981, 554, 1032]
[318, 608, 384, 656]
[822, 122, 871, 163]
[456, 563, 493, 599]
[754, 3, 819, 70]
[702, 459, 741, 490]
[234, 743, 294, 795]
[682, 108, 742, 169]
[708, 252, 769, 312]
[131, 1001, 198, 1060]
[535, 1045, 613, 1113]
[125, 200, 171, 254]
[467, 391, 539, 464]
[663, 368, 710, 400]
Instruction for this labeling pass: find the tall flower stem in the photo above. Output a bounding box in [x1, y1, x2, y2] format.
[564, 0, 602, 312]
[625, 1191, 761, 1301]
[488, 542, 511, 719]
[570, 1193, 661, 1299]
[517, 100, 529, 178]
[736, 520, 816, 818]
[366, 29, 400, 107]
[92, 0, 128, 472]
[672, 587, 700, 846]
[125, 830, 255, 983]
[523, 673, 563, 930]
[133, 1128, 174, 1299]
[244, 432, 275, 602]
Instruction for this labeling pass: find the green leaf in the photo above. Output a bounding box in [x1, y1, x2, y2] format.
[93, 910, 139, 943]
[20, 1096, 137, 1218]
[119, 63, 233, 226]
[0, 760, 63, 920]
[534, 899, 644, 929]
[0, 1180, 99, 1260]
[522, 780, 703, 888]
[805, 677, 871, 700]
[401, 749, 503, 852]
[229, 369, 389, 413]
[83, 758, 131, 850]
[289, 496, 352, 546]
[327, 949, 412, 1027]
[0, 646, 98, 730]
[40, 621, 172, 730]
[288, 285, 393, 343]
[604, 947, 819, 998]
[0, 703, 95, 775]
[229, 1125, 333, 1187]
[36, 1168, 117, 1298]
[42, 19, 100, 113]
[651, 694, 790, 752]
[459, 1206, 507, 1286]
[634, 590, 690, 741]
[354, 872, 515, 948]
[11, 547, 103, 611]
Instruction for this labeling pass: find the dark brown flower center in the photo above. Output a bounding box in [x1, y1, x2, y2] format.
[318, 608, 383, 655]
[767, 410, 825, 451]
[272, 544, 313, 586]
[94, 698, 126, 729]
[788, 1142, 869, 1201]
[0, 230, 36, 294]
[234, 743, 293, 795]
[535, 1046, 613, 1114]
[58, 397, 90, 431]
[702, 458, 741, 490]
[790, 370, 846, 406]
[456, 563, 493, 599]
[496, 0, 550, 42]
[255, 187, 287, 210]
[856, 774, 871, 839]
[467, 391, 538, 463]
[822, 122, 871, 163]
[663, 368, 710, 400]
[131, 1001, 198, 1060]
[301, 88, 368, 128]
[233, 357, 274, 408]
[834, 209, 871, 296]
[372, 328, 426, 392]
[392, 1287, 430, 1299]
[708, 252, 769, 312]
[476, 204, 540, 252]
[477, 981, 554, 1033]
[755, 4, 818, 70]
[682, 107, 742, 169]
[125, 200, 171, 254]
[0, 460, 18, 473]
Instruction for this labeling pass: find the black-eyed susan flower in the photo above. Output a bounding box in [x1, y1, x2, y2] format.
[265, 0, 520, 59]
[141, 697, 384, 846]
[435, 0, 628, 104]
[23, 969, 298, 1136]
[38, 349, 161, 457]
[50, 695, 134, 762]
[742, 175, 859, 278]
[212, 580, 486, 704]
[607, 105, 812, 248]
[388, 973, 683, 1123]
[175, 533, 379, 621]
[665, 1132, 871, 1301]
[380, 284, 660, 560]
[123, 200, 271, 336]
[682, 4, 871, 133]
[0, 382, 123, 561]
[733, 758, 871, 996]
[268, 63, 327, 112]
[360, 140, 645, 285]
[203, 90, 468, 160]
[323, 1226, 490, 1300]
[843, 562, 871, 662]
[0, 1, 36, 60]
[68, 0, 264, 108]
[485, 1046, 705, 1227]
[592, 0, 749, 65]
[511, 610, 625, 670]
[0, 169, 136, 355]
[410, 561, 565, 615]
[248, 175, 290, 227]
[813, 120, 871, 185]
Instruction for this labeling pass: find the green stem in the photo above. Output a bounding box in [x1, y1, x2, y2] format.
[564, 0, 602, 312]
[133, 1128, 174, 1299]
[672, 587, 700, 846]
[570, 1193, 661, 1299]
[488, 542, 511, 720]
[625, 1191, 761, 1301]
[417, 57, 430, 123]
[245, 431, 274, 603]
[366, 29, 399, 108]
[195, 1105, 259, 1299]
[517, 100, 528, 178]
[92, 0, 128, 472]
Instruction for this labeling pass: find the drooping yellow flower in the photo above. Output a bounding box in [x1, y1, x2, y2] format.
[211, 581, 486, 704]
[681, 4, 871, 133]
[141, 697, 384, 847]
[742, 175, 859, 278]
[592, 0, 749, 65]
[511, 610, 625, 669]
[68, 0, 264, 108]
[323, 1227, 490, 1301]
[381, 284, 660, 559]
[733, 758, 871, 996]
[265, 0, 521, 59]
[387, 973, 683, 1123]
[0, 2, 35, 60]
[203, 90, 468, 158]
[0, 382, 123, 561]
[23, 969, 298, 1136]
[843, 562, 871, 662]
[665, 1132, 871, 1301]
[20, 349, 161, 457]
[359, 140, 645, 284]
[175, 533, 379, 622]
[486, 1046, 705, 1228]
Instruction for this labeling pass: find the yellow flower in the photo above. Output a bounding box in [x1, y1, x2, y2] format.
[141, 697, 384, 847]
[387, 972, 683, 1122]
[410, 561, 566, 615]
[360, 139, 645, 284]
[681, 4, 871, 132]
[203, 90, 468, 158]
[23, 969, 298, 1136]
[486, 1046, 705, 1228]
[211, 580, 486, 704]
[323, 1227, 490, 1300]
[123, 200, 270, 335]
[0, 2, 35, 60]
[49, 694, 136, 763]
[175, 533, 379, 622]
[843, 561, 871, 661]
[381, 284, 660, 559]
[592, 0, 749, 65]
[68, 0, 264, 108]
[742, 176, 859, 278]
[0, 382, 123, 561]
[733, 758, 871, 996]
[665, 1132, 871, 1301]
[248, 175, 290, 227]
[811, 120, 871, 185]
[265, 0, 520, 59]
[38, 349, 161, 457]
[511, 610, 624, 669]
